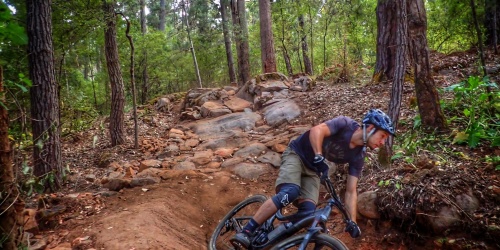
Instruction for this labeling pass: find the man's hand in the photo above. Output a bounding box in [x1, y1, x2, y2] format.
[313, 154, 329, 180]
[345, 220, 361, 238]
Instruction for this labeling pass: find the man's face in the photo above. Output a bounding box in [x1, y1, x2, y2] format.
[367, 129, 390, 150]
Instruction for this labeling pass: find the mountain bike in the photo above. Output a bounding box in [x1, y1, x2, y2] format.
[208, 177, 360, 249]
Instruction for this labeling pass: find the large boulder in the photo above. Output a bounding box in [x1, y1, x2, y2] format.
[187, 112, 262, 139]
[262, 99, 301, 127]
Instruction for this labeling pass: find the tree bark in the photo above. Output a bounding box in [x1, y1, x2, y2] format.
[382, 0, 408, 164]
[27, 0, 62, 189]
[408, 0, 448, 132]
[280, 6, 293, 75]
[373, 0, 399, 83]
[0, 66, 23, 250]
[104, 1, 126, 146]
[181, 0, 202, 88]
[299, 14, 313, 75]
[140, 0, 149, 104]
[485, 0, 498, 53]
[230, 0, 251, 86]
[259, 0, 277, 73]
[220, 0, 237, 84]
[159, 0, 166, 31]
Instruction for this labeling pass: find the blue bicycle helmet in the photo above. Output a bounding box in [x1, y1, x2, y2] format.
[362, 109, 395, 136]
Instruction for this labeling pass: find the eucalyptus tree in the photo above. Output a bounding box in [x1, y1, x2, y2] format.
[27, 0, 63, 189]
[103, 0, 126, 146]
[259, 0, 277, 73]
[231, 0, 251, 86]
[220, 0, 237, 83]
[140, 0, 149, 104]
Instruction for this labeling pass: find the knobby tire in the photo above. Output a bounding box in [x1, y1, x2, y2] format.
[270, 233, 349, 250]
[208, 194, 268, 250]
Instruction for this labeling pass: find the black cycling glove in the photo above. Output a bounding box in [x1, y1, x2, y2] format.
[313, 154, 329, 179]
[345, 220, 361, 238]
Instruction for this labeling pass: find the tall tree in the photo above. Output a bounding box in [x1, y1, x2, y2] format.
[220, 0, 237, 83]
[373, 0, 402, 83]
[159, 0, 166, 31]
[181, 0, 202, 88]
[27, 0, 62, 189]
[484, 0, 498, 53]
[279, 5, 293, 76]
[140, 0, 149, 104]
[231, 0, 251, 86]
[299, 14, 313, 75]
[104, 1, 126, 146]
[382, 0, 408, 164]
[408, 0, 447, 132]
[259, 0, 277, 73]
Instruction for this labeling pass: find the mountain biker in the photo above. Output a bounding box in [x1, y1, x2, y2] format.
[230, 109, 396, 248]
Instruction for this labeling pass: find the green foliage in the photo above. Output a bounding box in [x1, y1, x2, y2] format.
[378, 178, 402, 190]
[0, 2, 28, 48]
[443, 76, 500, 148]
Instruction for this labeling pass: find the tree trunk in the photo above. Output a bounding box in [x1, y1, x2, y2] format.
[230, 0, 251, 86]
[299, 14, 313, 75]
[485, 0, 498, 53]
[470, 0, 487, 77]
[0, 66, 23, 250]
[381, 0, 408, 166]
[407, 0, 448, 132]
[140, 0, 149, 104]
[280, 6, 293, 75]
[27, 0, 62, 189]
[181, 0, 202, 88]
[323, 5, 335, 70]
[373, 0, 399, 83]
[220, 0, 237, 84]
[104, 1, 126, 146]
[259, 0, 277, 73]
[159, 0, 166, 31]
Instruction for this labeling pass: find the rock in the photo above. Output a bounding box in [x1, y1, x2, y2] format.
[136, 168, 163, 178]
[197, 131, 250, 150]
[155, 97, 171, 112]
[232, 163, 272, 179]
[455, 191, 479, 214]
[272, 143, 287, 153]
[85, 174, 96, 182]
[158, 170, 200, 180]
[168, 128, 185, 139]
[262, 99, 301, 127]
[29, 236, 48, 250]
[191, 150, 213, 166]
[214, 148, 234, 158]
[173, 161, 196, 170]
[224, 96, 253, 112]
[206, 161, 222, 169]
[130, 177, 160, 187]
[188, 112, 262, 139]
[20, 209, 38, 233]
[234, 142, 268, 158]
[357, 191, 380, 219]
[103, 178, 130, 191]
[221, 157, 245, 168]
[200, 101, 232, 118]
[257, 151, 281, 168]
[185, 139, 200, 148]
[139, 159, 162, 172]
[418, 206, 460, 234]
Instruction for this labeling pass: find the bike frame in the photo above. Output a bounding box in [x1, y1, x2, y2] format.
[245, 177, 354, 249]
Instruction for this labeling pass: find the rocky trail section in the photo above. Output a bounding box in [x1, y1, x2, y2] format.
[21, 50, 500, 250]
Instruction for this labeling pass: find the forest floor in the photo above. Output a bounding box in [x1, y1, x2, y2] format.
[20, 48, 499, 250]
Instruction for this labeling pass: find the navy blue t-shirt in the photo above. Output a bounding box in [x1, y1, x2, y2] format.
[289, 116, 365, 178]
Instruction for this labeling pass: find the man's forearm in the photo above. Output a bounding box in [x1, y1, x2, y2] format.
[345, 191, 357, 222]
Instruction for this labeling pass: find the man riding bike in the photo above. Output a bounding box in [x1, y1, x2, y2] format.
[230, 109, 396, 248]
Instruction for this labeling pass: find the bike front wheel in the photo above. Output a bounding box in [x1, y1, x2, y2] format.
[208, 194, 268, 250]
[271, 233, 349, 250]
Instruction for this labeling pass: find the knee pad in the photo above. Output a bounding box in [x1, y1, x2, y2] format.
[297, 200, 316, 214]
[271, 183, 300, 209]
